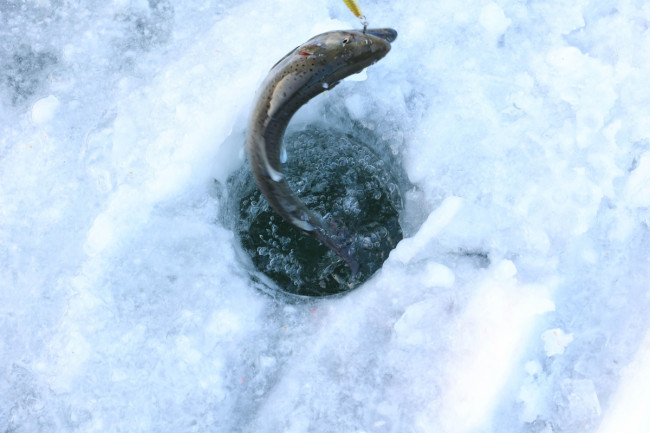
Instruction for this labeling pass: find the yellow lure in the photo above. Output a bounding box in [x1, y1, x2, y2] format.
[342, 0, 368, 29]
[342, 0, 363, 18]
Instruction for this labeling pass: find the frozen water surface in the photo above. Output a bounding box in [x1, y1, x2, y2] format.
[1, 0, 649, 432]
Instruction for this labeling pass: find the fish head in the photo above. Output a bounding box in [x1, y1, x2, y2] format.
[297, 28, 397, 86]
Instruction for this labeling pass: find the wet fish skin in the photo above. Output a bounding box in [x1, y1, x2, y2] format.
[245, 28, 397, 274]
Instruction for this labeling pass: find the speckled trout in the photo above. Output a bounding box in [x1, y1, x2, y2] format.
[245, 28, 397, 274]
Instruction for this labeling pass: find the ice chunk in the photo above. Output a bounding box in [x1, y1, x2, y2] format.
[393, 300, 436, 346]
[31, 95, 60, 125]
[423, 262, 455, 288]
[391, 196, 463, 264]
[562, 379, 601, 421]
[479, 3, 511, 38]
[541, 328, 574, 356]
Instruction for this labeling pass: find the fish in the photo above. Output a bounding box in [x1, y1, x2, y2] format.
[245, 28, 397, 275]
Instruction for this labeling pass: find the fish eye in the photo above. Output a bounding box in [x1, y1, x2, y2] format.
[342, 34, 356, 45]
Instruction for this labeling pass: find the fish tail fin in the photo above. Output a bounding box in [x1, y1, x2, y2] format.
[329, 237, 360, 275]
[311, 217, 360, 275]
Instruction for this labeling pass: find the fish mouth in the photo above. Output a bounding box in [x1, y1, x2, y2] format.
[365, 28, 398, 43]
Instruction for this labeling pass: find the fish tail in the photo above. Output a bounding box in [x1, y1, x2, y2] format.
[311, 217, 360, 275]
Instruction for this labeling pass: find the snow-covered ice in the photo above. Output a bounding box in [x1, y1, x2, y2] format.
[1, 0, 649, 432]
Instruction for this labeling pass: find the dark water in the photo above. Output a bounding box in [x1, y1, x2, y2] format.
[226, 126, 405, 297]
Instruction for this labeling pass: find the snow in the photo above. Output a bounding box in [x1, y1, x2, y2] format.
[541, 328, 574, 357]
[1, 0, 650, 432]
[30, 95, 60, 125]
[598, 332, 650, 433]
